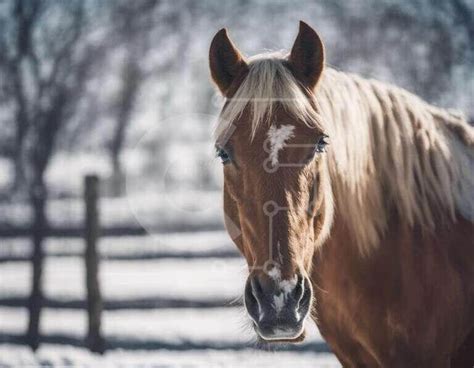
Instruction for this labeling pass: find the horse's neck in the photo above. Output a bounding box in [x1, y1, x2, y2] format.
[317, 68, 474, 255]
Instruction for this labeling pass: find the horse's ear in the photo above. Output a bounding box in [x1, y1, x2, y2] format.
[209, 28, 247, 96]
[288, 21, 325, 90]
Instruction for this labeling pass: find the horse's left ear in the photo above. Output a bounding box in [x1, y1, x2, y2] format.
[288, 21, 325, 90]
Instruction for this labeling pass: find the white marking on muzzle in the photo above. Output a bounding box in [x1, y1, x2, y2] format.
[269, 272, 298, 316]
[273, 293, 285, 314]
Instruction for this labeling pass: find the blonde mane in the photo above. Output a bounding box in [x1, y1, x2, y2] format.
[216, 53, 474, 254]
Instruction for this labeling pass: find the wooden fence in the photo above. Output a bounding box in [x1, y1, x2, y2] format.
[84, 175, 105, 353]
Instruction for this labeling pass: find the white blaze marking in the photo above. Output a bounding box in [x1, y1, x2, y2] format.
[277, 241, 284, 265]
[267, 267, 281, 281]
[267, 125, 295, 166]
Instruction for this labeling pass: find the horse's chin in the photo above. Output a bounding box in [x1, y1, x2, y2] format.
[256, 328, 306, 344]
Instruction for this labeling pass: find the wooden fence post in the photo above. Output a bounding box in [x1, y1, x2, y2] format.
[84, 174, 105, 353]
[26, 183, 47, 351]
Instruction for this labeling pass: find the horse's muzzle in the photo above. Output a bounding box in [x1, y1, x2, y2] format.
[244, 273, 312, 341]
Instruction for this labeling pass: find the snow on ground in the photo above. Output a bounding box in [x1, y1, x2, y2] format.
[0, 344, 340, 368]
[0, 257, 246, 300]
[0, 307, 326, 345]
[0, 307, 253, 343]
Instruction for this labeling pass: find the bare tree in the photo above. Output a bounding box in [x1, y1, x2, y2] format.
[106, 0, 154, 197]
[0, 1, 40, 196]
[109, 57, 142, 196]
[105, 0, 194, 196]
[0, 0, 105, 349]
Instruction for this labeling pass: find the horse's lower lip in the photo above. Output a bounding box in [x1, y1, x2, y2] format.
[259, 332, 305, 343]
[255, 324, 306, 343]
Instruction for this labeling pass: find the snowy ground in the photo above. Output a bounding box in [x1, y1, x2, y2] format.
[0, 232, 339, 367]
[0, 344, 339, 368]
[1, 257, 246, 300]
[0, 307, 327, 347]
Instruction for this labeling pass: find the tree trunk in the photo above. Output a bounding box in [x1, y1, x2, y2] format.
[110, 154, 125, 198]
[108, 58, 140, 197]
[12, 151, 26, 197]
[26, 180, 47, 351]
[11, 71, 29, 198]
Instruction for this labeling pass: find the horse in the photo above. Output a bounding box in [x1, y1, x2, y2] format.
[209, 21, 474, 366]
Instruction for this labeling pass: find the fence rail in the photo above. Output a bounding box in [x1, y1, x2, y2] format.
[0, 296, 241, 310]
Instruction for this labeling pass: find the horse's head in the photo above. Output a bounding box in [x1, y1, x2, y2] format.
[209, 22, 333, 342]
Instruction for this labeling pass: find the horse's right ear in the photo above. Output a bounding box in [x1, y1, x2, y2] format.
[209, 29, 247, 96]
[288, 21, 325, 90]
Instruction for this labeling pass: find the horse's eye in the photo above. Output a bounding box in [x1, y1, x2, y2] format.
[216, 147, 231, 164]
[315, 134, 329, 153]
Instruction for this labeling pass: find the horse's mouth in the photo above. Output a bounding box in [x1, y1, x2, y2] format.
[254, 324, 306, 344]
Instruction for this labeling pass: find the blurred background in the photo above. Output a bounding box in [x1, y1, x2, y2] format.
[0, 0, 472, 366]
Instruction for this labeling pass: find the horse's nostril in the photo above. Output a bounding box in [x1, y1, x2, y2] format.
[244, 278, 261, 323]
[245, 280, 256, 304]
[298, 277, 312, 309]
[293, 274, 305, 302]
[250, 276, 263, 296]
